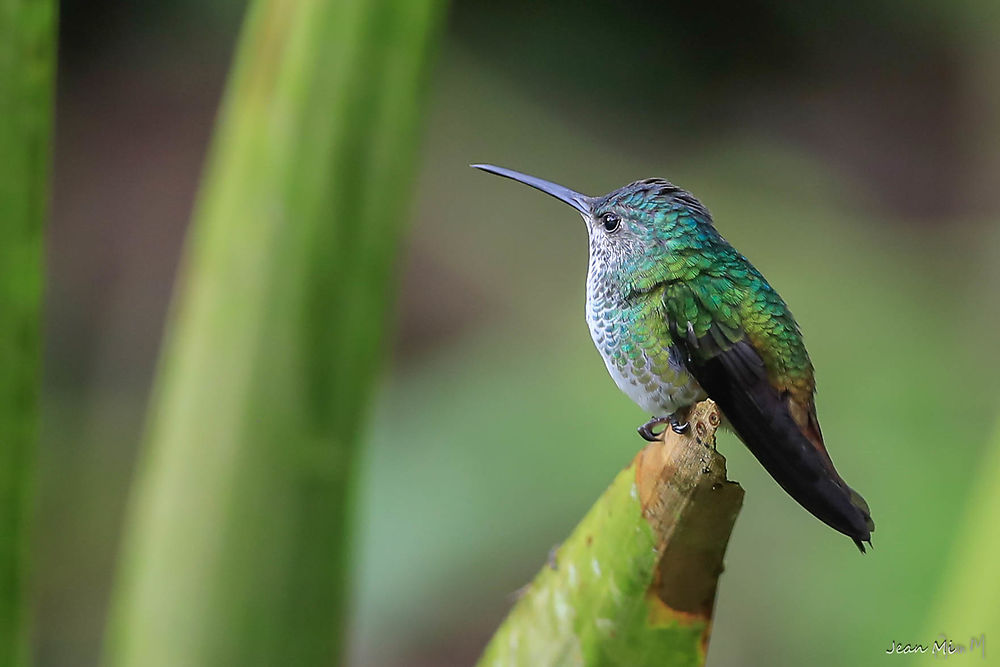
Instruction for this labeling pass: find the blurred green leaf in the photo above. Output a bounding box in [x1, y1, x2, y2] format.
[915, 417, 1000, 662]
[0, 0, 56, 664]
[104, 0, 445, 665]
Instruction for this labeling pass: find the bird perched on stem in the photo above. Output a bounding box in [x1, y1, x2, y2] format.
[472, 164, 874, 552]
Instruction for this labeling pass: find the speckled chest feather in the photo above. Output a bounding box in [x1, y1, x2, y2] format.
[585, 256, 705, 415]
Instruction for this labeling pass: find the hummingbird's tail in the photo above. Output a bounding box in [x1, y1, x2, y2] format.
[724, 393, 875, 552]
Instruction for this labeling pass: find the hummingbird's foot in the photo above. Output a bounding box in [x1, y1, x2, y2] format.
[638, 417, 664, 441]
[638, 414, 689, 441]
[668, 414, 690, 434]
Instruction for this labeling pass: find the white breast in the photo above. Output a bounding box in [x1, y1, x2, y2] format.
[585, 271, 704, 416]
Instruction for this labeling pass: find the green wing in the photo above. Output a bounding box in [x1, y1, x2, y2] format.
[663, 275, 874, 551]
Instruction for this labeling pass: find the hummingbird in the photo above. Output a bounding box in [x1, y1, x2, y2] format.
[472, 164, 874, 552]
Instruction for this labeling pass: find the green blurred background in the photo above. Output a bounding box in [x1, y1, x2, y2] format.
[40, 0, 999, 665]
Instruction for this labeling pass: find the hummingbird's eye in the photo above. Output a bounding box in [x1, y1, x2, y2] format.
[601, 212, 621, 233]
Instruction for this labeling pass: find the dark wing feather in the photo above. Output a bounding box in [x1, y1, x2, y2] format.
[671, 316, 874, 551]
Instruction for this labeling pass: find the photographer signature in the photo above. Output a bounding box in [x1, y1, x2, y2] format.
[885, 634, 985, 659]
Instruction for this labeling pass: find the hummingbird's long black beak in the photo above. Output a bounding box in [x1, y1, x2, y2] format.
[471, 164, 592, 215]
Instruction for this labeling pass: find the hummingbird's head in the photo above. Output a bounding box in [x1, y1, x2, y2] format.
[472, 164, 715, 286]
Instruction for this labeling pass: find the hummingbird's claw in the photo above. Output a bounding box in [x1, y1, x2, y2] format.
[669, 415, 690, 434]
[638, 420, 661, 442]
[638, 414, 689, 441]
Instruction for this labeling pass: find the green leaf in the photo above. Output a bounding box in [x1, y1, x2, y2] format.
[915, 418, 1000, 663]
[0, 0, 56, 664]
[477, 401, 743, 667]
[103, 0, 445, 664]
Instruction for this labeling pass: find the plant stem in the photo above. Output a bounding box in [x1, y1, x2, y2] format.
[104, 0, 445, 664]
[0, 0, 56, 664]
[478, 401, 743, 667]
